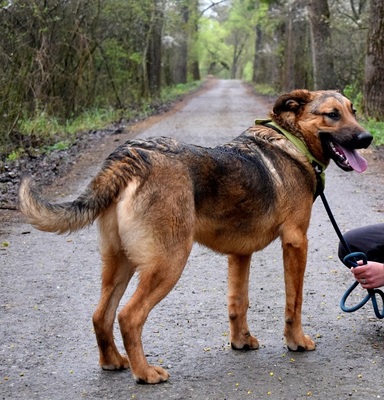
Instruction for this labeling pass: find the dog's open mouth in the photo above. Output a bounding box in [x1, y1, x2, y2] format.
[328, 141, 368, 173]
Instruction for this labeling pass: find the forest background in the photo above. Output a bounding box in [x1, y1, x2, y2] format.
[0, 0, 383, 161]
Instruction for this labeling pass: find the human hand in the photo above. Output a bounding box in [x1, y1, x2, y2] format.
[351, 261, 384, 289]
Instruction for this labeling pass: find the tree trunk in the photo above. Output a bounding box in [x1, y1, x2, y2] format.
[252, 24, 262, 83]
[142, 1, 164, 99]
[147, 1, 164, 97]
[282, 7, 294, 91]
[282, 1, 311, 91]
[172, 3, 188, 84]
[308, 0, 335, 89]
[363, 0, 384, 119]
[230, 31, 249, 80]
[188, 0, 201, 81]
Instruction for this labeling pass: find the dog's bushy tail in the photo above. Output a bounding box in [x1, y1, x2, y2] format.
[18, 146, 150, 234]
[19, 176, 105, 234]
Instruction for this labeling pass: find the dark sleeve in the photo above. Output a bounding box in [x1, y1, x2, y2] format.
[338, 223, 384, 264]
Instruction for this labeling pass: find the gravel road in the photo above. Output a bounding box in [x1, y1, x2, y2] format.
[1, 79, 384, 399]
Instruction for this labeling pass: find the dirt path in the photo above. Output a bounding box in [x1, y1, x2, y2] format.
[1, 80, 384, 399]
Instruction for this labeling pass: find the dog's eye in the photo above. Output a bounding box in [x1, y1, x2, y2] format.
[325, 112, 340, 121]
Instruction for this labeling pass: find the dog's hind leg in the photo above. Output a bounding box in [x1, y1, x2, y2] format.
[93, 250, 133, 370]
[118, 246, 192, 384]
[92, 206, 133, 370]
[113, 167, 194, 383]
[281, 225, 316, 352]
[227, 254, 259, 350]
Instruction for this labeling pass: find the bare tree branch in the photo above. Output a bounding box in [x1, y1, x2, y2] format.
[199, 0, 228, 18]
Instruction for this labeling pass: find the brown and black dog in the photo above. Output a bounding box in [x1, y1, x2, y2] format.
[19, 89, 372, 384]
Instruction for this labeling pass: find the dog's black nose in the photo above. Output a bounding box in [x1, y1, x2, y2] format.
[357, 132, 373, 148]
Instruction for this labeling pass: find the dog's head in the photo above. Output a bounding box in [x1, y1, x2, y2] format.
[270, 89, 373, 172]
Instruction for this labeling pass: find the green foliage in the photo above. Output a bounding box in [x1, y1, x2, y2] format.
[343, 85, 363, 113]
[199, 0, 265, 79]
[361, 120, 384, 146]
[160, 81, 200, 102]
[199, 18, 232, 77]
[0, 0, 381, 159]
[19, 112, 62, 141]
[0, 0, 175, 156]
[242, 61, 254, 81]
[341, 86, 384, 147]
[254, 84, 276, 96]
[1, 107, 121, 160]
[44, 141, 71, 152]
[6, 149, 25, 162]
[65, 109, 121, 136]
[2, 81, 202, 160]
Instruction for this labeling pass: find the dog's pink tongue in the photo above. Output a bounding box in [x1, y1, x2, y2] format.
[342, 146, 368, 173]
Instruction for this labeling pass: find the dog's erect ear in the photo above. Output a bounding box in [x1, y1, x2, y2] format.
[273, 90, 313, 115]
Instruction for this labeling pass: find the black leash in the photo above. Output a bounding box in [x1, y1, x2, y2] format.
[319, 191, 384, 319]
[319, 191, 351, 253]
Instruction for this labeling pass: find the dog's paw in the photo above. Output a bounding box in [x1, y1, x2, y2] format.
[231, 333, 259, 350]
[286, 334, 316, 352]
[101, 354, 130, 371]
[134, 365, 169, 384]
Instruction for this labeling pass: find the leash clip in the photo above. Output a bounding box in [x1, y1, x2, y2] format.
[340, 252, 384, 319]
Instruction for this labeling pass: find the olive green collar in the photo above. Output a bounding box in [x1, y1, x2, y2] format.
[255, 119, 327, 197]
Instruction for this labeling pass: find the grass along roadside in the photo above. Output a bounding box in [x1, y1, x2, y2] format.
[2, 80, 383, 162]
[1, 81, 201, 162]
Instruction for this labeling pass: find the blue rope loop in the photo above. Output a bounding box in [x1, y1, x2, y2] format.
[340, 252, 384, 319]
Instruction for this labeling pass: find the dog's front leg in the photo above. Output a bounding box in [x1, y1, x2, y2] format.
[282, 230, 316, 352]
[227, 254, 259, 350]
